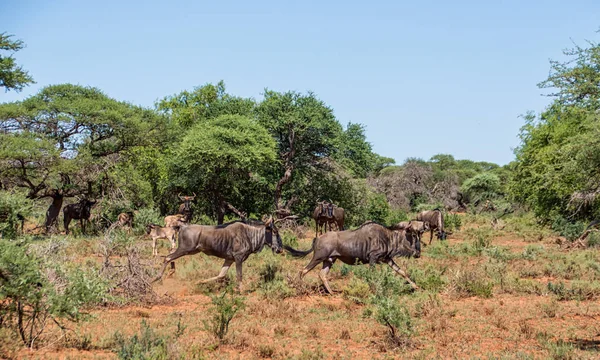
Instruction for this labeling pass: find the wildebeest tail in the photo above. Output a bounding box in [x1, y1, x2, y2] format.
[283, 238, 316, 258]
[586, 219, 600, 230]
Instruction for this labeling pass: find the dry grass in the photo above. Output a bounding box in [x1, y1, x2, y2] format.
[7, 219, 600, 359]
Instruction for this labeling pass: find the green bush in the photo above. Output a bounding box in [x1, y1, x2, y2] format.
[353, 265, 413, 297]
[342, 278, 371, 304]
[445, 213, 462, 233]
[386, 209, 408, 226]
[551, 216, 585, 241]
[373, 296, 413, 347]
[0, 240, 108, 348]
[134, 208, 162, 234]
[0, 191, 33, 239]
[113, 320, 169, 360]
[450, 267, 494, 298]
[367, 192, 390, 223]
[204, 286, 245, 340]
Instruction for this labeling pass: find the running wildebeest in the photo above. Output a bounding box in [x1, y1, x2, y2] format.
[312, 201, 345, 236]
[146, 224, 178, 256]
[63, 198, 96, 235]
[152, 216, 292, 290]
[177, 193, 196, 222]
[284, 221, 421, 293]
[416, 209, 447, 244]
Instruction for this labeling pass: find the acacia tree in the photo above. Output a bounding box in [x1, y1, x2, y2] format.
[255, 90, 343, 215]
[168, 115, 276, 223]
[0, 84, 167, 231]
[0, 33, 34, 92]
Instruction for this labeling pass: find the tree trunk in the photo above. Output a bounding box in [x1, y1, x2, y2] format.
[44, 192, 63, 233]
[274, 167, 293, 210]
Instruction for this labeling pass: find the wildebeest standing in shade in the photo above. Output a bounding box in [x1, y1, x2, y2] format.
[284, 221, 421, 293]
[63, 199, 96, 235]
[153, 216, 289, 291]
[177, 193, 196, 222]
[313, 201, 333, 236]
[117, 211, 134, 230]
[416, 209, 446, 244]
[313, 201, 345, 236]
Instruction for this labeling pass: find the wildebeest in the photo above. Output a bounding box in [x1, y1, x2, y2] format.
[164, 214, 187, 227]
[284, 221, 421, 293]
[153, 216, 290, 290]
[416, 209, 447, 244]
[396, 220, 430, 243]
[312, 201, 345, 236]
[146, 224, 178, 256]
[63, 198, 96, 235]
[177, 193, 196, 222]
[117, 211, 134, 229]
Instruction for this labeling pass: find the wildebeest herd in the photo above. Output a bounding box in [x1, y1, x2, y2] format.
[140, 199, 448, 292]
[53, 196, 448, 292]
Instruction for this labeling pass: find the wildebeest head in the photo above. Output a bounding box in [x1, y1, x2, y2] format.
[262, 216, 283, 254]
[178, 193, 196, 212]
[438, 230, 447, 241]
[390, 225, 421, 258]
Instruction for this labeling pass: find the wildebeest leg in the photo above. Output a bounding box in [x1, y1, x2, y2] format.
[152, 237, 158, 257]
[153, 248, 194, 282]
[64, 216, 71, 235]
[80, 219, 85, 235]
[299, 256, 323, 280]
[235, 259, 243, 292]
[200, 259, 234, 284]
[429, 229, 434, 245]
[387, 259, 418, 290]
[319, 259, 335, 294]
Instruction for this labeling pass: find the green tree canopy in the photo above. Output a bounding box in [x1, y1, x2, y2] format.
[168, 114, 277, 223]
[511, 35, 600, 220]
[0, 84, 168, 230]
[0, 33, 34, 92]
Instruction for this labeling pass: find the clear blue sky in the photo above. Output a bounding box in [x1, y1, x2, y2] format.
[1, 0, 599, 165]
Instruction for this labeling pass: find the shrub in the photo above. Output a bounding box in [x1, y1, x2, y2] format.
[445, 213, 462, 233]
[386, 209, 408, 226]
[257, 255, 295, 299]
[0, 191, 33, 239]
[449, 266, 494, 298]
[353, 265, 413, 297]
[113, 320, 169, 360]
[133, 208, 162, 235]
[367, 192, 390, 223]
[0, 240, 108, 348]
[204, 286, 245, 341]
[374, 296, 413, 348]
[342, 278, 371, 304]
[551, 216, 585, 241]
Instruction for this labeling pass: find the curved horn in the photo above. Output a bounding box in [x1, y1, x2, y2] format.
[178, 192, 184, 200]
[192, 192, 196, 198]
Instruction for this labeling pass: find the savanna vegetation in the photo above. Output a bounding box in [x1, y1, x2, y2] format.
[2, 31, 600, 359]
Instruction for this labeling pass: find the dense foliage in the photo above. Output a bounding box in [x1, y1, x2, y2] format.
[511, 38, 600, 221]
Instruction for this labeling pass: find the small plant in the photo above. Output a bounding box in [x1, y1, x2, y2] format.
[374, 296, 414, 348]
[258, 344, 275, 358]
[541, 299, 558, 318]
[551, 216, 585, 242]
[445, 213, 462, 233]
[544, 339, 576, 360]
[449, 266, 494, 298]
[204, 286, 245, 341]
[113, 320, 169, 359]
[342, 277, 371, 304]
[298, 347, 325, 360]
